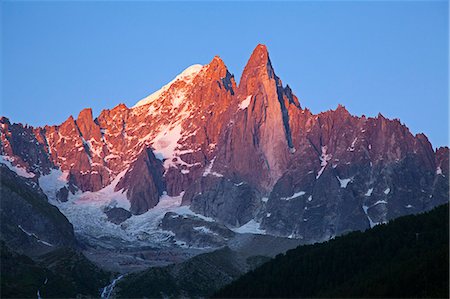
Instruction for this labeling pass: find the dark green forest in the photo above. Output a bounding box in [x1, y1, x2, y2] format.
[214, 204, 449, 298]
[0, 243, 111, 298]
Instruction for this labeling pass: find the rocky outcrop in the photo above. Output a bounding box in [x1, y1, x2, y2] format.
[75, 108, 102, 142]
[214, 45, 296, 192]
[432, 146, 449, 205]
[260, 108, 449, 241]
[0, 165, 76, 257]
[182, 176, 262, 227]
[104, 207, 132, 224]
[160, 212, 235, 248]
[0, 117, 53, 174]
[56, 186, 69, 202]
[115, 148, 166, 214]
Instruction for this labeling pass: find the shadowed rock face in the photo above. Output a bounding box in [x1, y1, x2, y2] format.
[259, 109, 449, 240]
[0, 44, 448, 241]
[115, 148, 166, 215]
[214, 44, 297, 192]
[182, 176, 262, 227]
[0, 117, 53, 174]
[160, 212, 235, 248]
[0, 165, 76, 257]
[104, 207, 132, 224]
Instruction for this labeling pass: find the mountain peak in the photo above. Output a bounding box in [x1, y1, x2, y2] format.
[205, 56, 230, 77]
[134, 64, 203, 108]
[239, 44, 275, 93]
[246, 44, 272, 69]
[77, 108, 93, 121]
[253, 44, 269, 57]
[76, 108, 101, 141]
[211, 55, 225, 65]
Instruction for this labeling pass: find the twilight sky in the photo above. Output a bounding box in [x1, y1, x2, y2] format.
[1, 1, 448, 147]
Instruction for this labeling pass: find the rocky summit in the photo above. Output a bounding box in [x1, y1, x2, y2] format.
[1, 44, 448, 246]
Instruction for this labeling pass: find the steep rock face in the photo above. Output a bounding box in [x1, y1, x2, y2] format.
[75, 108, 102, 142]
[436, 146, 449, 173]
[261, 108, 448, 240]
[115, 148, 165, 214]
[0, 117, 53, 174]
[0, 165, 76, 256]
[42, 114, 110, 192]
[215, 45, 296, 192]
[160, 212, 235, 248]
[432, 146, 449, 203]
[182, 176, 261, 227]
[156, 56, 239, 195]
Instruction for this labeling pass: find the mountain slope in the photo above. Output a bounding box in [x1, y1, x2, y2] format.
[0, 242, 111, 298]
[114, 247, 258, 298]
[214, 203, 449, 298]
[0, 164, 76, 257]
[0, 44, 448, 246]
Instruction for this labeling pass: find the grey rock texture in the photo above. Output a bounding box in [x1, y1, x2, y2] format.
[104, 207, 132, 224]
[115, 148, 166, 214]
[182, 176, 261, 227]
[160, 212, 235, 248]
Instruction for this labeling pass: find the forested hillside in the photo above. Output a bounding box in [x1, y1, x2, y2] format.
[215, 204, 449, 298]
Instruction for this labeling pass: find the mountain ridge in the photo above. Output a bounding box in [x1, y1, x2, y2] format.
[1, 44, 448, 244]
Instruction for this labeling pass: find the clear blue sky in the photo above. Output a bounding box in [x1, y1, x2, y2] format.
[1, 1, 448, 147]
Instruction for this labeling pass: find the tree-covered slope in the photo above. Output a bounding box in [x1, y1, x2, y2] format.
[0, 165, 76, 257]
[115, 247, 269, 298]
[0, 242, 111, 298]
[214, 204, 449, 298]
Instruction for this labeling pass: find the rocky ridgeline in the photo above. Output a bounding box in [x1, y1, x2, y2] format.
[1, 44, 448, 242]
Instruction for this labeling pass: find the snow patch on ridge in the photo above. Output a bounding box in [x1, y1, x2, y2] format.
[362, 205, 376, 228]
[362, 200, 388, 228]
[18, 225, 54, 247]
[280, 191, 306, 200]
[202, 158, 223, 177]
[230, 219, 266, 235]
[337, 176, 353, 188]
[151, 124, 183, 168]
[134, 64, 203, 108]
[39, 168, 69, 200]
[365, 188, 374, 196]
[316, 146, 332, 179]
[348, 137, 358, 152]
[193, 226, 218, 235]
[239, 95, 252, 110]
[0, 155, 35, 178]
